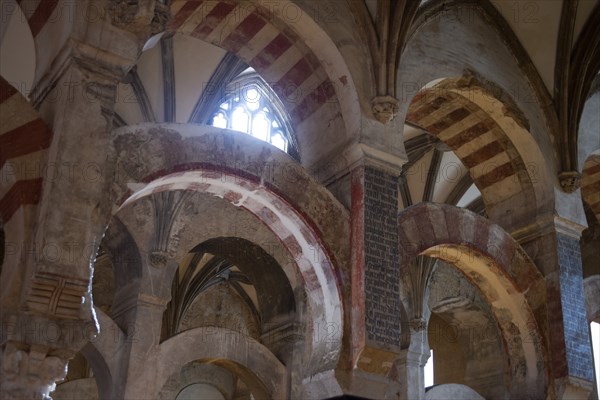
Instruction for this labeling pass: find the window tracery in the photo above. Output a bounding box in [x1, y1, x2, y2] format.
[209, 69, 299, 159]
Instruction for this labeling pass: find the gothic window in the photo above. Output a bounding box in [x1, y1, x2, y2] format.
[209, 68, 298, 159]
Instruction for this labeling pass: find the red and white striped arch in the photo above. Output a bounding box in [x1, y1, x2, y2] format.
[0, 77, 52, 225]
[0, 77, 54, 304]
[169, 0, 334, 123]
[406, 81, 540, 228]
[168, 0, 358, 163]
[2, 0, 73, 87]
[582, 154, 600, 223]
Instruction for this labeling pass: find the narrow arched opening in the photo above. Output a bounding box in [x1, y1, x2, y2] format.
[398, 203, 547, 399]
[161, 236, 297, 357]
[426, 261, 508, 399]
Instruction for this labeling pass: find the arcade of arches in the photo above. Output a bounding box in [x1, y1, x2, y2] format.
[1, 1, 599, 399]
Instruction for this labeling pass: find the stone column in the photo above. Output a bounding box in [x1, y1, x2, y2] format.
[391, 328, 430, 400]
[393, 256, 436, 400]
[29, 0, 164, 282]
[0, 315, 93, 400]
[333, 150, 407, 399]
[260, 323, 303, 398]
[1, 47, 128, 400]
[0, 3, 168, 398]
[0, 344, 68, 400]
[109, 252, 179, 400]
[513, 216, 595, 399]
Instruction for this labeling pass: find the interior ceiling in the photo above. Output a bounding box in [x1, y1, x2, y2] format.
[1, 0, 597, 216]
[490, 0, 597, 95]
[2, 1, 598, 104]
[490, 0, 563, 93]
[114, 34, 228, 125]
[575, 0, 599, 42]
[361, 0, 596, 95]
[115, 31, 481, 210]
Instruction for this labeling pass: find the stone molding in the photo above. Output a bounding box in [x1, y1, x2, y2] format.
[511, 214, 587, 244]
[310, 142, 406, 186]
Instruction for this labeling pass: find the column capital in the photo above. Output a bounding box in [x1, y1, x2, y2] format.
[0, 342, 70, 400]
[559, 171, 582, 193]
[1, 311, 97, 354]
[553, 215, 588, 239]
[371, 95, 400, 124]
[310, 142, 406, 185]
[510, 214, 587, 244]
[31, 1, 170, 108]
[147, 251, 172, 269]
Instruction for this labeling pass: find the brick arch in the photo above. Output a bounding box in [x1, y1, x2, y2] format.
[398, 0, 557, 174]
[167, 0, 360, 165]
[111, 123, 350, 275]
[582, 154, 600, 223]
[406, 78, 546, 229]
[120, 169, 343, 375]
[1, 0, 72, 87]
[0, 77, 52, 224]
[398, 203, 548, 398]
[1, 1, 58, 41]
[110, 124, 350, 376]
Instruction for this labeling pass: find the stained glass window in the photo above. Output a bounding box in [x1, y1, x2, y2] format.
[209, 69, 296, 156]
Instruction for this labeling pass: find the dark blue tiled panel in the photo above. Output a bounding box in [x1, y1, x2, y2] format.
[364, 166, 400, 346]
[557, 233, 594, 382]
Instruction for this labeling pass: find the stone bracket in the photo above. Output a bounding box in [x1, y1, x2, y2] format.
[371, 96, 400, 124]
[559, 171, 582, 193]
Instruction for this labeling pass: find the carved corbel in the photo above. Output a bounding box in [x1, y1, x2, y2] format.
[559, 171, 582, 193]
[404, 256, 437, 333]
[371, 95, 399, 124]
[109, 0, 170, 37]
[350, 0, 419, 124]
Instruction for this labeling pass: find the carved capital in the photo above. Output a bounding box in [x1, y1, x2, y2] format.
[109, 0, 170, 37]
[148, 251, 170, 268]
[405, 256, 436, 331]
[0, 343, 69, 400]
[371, 95, 399, 124]
[409, 318, 427, 332]
[150, 2, 170, 36]
[1, 312, 98, 353]
[559, 171, 581, 193]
